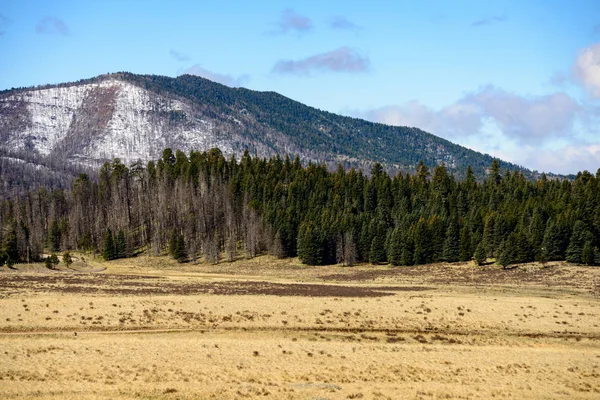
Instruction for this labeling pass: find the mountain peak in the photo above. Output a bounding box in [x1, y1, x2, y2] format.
[0, 72, 553, 195]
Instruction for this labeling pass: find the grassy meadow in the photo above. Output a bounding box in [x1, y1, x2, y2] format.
[1, 255, 599, 399]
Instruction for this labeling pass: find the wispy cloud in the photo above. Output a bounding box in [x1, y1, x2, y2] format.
[355, 87, 593, 174]
[471, 15, 507, 27]
[270, 8, 313, 35]
[179, 64, 249, 87]
[351, 39, 600, 175]
[573, 41, 600, 97]
[465, 87, 580, 141]
[330, 16, 362, 31]
[36, 16, 69, 36]
[170, 49, 190, 62]
[0, 12, 11, 35]
[360, 86, 580, 144]
[549, 71, 569, 87]
[519, 144, 600, 175]
[272, 47, 370, 75]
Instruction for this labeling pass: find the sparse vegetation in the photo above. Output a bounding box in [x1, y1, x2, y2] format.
[62, 251, 72, 268]
[0, 256, 599, 399]
[44, 253, 59, 270]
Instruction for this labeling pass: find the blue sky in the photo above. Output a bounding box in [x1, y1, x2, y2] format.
[1, 0, 600, 174]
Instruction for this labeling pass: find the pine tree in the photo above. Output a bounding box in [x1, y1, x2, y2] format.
[489, 159, 501, 185]
[50, 253, 59, 269]
[298, 221, 321, 265]
[45, 253, 59, 270]
[581, 241, 595, 266]
[103, 229, 115, 261]
[49, 220, 61, 252]
[473, 241, 487, 266]
[172, 234, 187, 263]
[400, 239, 414, 266]
[2, 226, 19, 263]
[514, 230, 533, 263]
[412, 218, 431, 265]
[458, 225, 472, 262]
[566, 221, 593, 263]
[482, 214, 495, 257]
[116, 230, 126, 259]
[429, 216, 445, 261]
[442, 219, 460, 262]
[542, 219, 565, 261]
[62, 251, 73, 268]
[358, 222, 372, 262]
[416, 161, 430, 184]
[529, 209, 545, 258]
[497, 240, 514, 269]
[364, 180, 377, 214]
[464, 165, 476, 190]
[388, 227, 403, 266]
[369, 221, 387, 264]
[169, 229, 178, 257]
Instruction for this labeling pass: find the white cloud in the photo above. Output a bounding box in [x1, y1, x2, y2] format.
[360, 86, 580, 146]
[179, 65, 249, 87]
[330, 16, 362, 31]
[362, 102, 481, 137]
[463, 86, 580, 141]
[521, 144, 600, 175]
[355, 41, 600, 175]
[356, 86, 595, 174]
[443, 123, 600, 175]
[574, 42, 600, 97]
[272, 47, 370, 75]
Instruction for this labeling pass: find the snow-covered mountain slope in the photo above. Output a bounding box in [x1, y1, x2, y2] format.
[0, 77, 257, 168]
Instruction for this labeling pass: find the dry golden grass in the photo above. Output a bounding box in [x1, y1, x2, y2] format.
[0, 254, 599, 399]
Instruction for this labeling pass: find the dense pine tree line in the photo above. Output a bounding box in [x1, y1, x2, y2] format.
[0, 148, 599, 267]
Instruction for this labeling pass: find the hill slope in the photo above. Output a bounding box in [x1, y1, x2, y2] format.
[0, 72, 543, 194]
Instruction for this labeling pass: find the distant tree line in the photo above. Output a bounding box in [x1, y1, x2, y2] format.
[0, 148, 599, 267]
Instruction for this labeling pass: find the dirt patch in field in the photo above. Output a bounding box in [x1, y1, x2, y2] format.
[0, 273, 431, 297]
[321, 262, 599, 293]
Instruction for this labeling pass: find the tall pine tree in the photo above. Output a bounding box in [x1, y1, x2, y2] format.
[103, 229, 115, 261]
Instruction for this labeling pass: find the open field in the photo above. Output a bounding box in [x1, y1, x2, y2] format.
[1, 256, 599, 399]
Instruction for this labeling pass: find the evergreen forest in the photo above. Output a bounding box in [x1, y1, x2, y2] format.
[1, 147, 599, 268]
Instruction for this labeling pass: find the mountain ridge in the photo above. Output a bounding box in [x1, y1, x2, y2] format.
[0, 72, 562, 195]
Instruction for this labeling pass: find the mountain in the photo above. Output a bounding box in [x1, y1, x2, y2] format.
[0, 72, 549, 195]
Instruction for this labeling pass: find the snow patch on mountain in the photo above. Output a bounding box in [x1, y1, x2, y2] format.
[0, 79, 236, 167]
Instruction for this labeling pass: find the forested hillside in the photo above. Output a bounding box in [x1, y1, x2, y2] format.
[1, 72, 552, 198]
[1, 148, 598, 268]
[115, 72, 536, 179]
